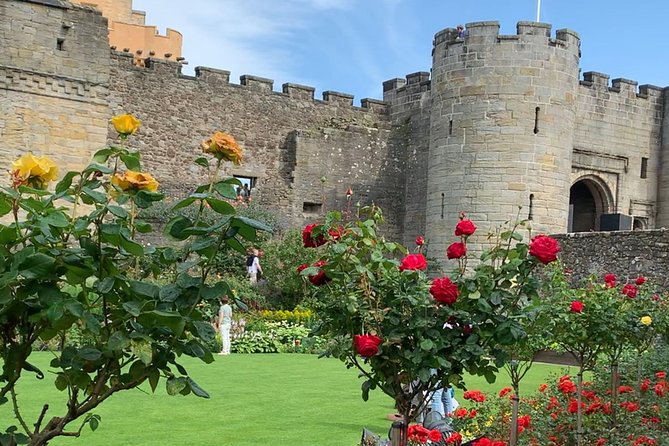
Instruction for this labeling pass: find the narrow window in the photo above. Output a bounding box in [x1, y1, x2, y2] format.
[56, 38, 65, 51]
[533, 107, 540, 134]
[641, 157, 648, 179]
[448, 120, 453, 136]
[303, 202, 322, 213]
[528, 193, 534, 220]
[441, 193, 445, 219]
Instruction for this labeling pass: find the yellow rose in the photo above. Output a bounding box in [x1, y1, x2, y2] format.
[111, 114, 141, 137]
[201, 131, 243, 165]
[112, 171, 159, 192]
[11, 153, 58, 189]
[640, 316, 653, 326]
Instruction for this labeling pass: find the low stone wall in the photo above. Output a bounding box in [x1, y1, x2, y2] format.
[553, 230, 669, 288]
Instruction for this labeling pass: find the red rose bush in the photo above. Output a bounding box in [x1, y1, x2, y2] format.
[305, 206, 558, 443]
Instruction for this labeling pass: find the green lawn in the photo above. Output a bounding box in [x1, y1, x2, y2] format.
[2, 353, 574, 446]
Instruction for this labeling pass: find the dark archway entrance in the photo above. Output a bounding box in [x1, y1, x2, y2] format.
[568, 178, 612, 232]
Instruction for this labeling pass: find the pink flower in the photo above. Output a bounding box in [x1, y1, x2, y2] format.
[415, 235, 425, 246]
[636, 276, 647, 285]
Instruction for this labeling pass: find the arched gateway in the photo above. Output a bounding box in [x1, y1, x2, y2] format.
[568, 176, 614, 232]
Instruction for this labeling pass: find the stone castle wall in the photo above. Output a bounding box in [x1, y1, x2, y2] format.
[0, 0, 110, 174]
[107, 53, 399, 233]
[574, 74, 664, 227]
[554, 230, 669, 289]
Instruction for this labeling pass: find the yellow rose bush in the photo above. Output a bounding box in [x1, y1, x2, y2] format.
[0, 115, 271, 446]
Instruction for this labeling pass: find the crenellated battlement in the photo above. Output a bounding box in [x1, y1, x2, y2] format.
[579, 71, 664, 99]
[382, 71, 431, 103]
[433, 21, 580, 52]
[110, 51, 387, 112]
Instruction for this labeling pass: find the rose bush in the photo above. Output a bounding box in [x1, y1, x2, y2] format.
[0, 116, 270, 445]
[301, 207, 559, 444]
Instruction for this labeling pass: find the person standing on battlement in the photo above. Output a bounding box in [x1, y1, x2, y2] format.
[456, 24, 466, 38]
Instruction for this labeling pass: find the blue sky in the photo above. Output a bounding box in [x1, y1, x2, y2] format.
[133, 0, 669, 103]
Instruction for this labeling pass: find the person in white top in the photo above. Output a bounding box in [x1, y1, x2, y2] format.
[247, 248, 262, 285]
[217, 295, 233, 355]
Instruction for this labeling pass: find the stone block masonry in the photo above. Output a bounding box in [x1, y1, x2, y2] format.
[0, 0, 110, 174]
[107, 52, 398, 231]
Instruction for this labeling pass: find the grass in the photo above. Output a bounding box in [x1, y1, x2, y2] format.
[2, 353, 576, 446]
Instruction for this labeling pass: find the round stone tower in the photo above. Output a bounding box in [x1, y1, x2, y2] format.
[427, 21, 581, 258]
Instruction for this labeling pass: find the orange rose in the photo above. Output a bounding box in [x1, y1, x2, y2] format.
[112, 171, 159, 192]
[201, 131, 243, 165]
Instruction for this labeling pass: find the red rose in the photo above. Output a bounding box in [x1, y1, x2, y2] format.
[455, 219, 476, 237]
[656, 371, 666, 380]
[353, 334, 382, 357]
[308, 260, 330, 286]
[445, 432, 462, 444]
[430, 277, 460, 305]
[415, 235, 425, 246]
[499, 387, 512, 397]
[428, 429, 442, 443]
[328, 226, 345, 241]
[463, 390, 486, 402]
[622, 283, 638, 298]
[570, 300, 584, 313]
[529, 235, 560, 264]
[518, 414, 531, 428]
[399, 253, 427, 271]
[296, 263, 309, 273]
[446, 242, 466, 259]
[604, 273, 617, 287]
[302, 223, 325, 248]
[636, 276, 647, 285]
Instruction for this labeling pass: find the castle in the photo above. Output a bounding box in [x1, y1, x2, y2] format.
[1, 0, 668, 263]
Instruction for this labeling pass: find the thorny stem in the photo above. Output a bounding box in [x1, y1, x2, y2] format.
[11, 387, 32, 438]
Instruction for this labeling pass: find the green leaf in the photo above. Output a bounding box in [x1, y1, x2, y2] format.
[64, 300, 84, 317]
[83, 186, 108, 204]
[129, 281, 159, 299]
[55, 171, 79, 194]
[213, 182, 237, 200]
[0, 194, 13, 217]
[119, 233, 144, 256]
[201, 281, 229, 301]
[108, 331, 131, 351]
[131, 339, 153, 365]
[78, 347, 102, 361]
[166, 377, 187, 396]
[108, 205, 128, 218]
[171, 197, 197, 211]
[188, 377, 210, 398]
[120, 153, 141, 171]
[43, 212, 70, 228]
[88, 414, 100, 431]
[97, 277, 115, 294]
[134, 221, 152, 233]
[468, 290, 481, 300]
[19, 253, 55, 279]
[165, 216, 193, 241]
[205, 197, 235, 215]
[420, 339, 434, 351]
[233, 216, 273, 233]
[122, 301, 143, 317]
[194, 157, 210, 168]
[159, 284, 181, 302]
[148, 368, 160, 393]
[92, 148, 114, 163]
